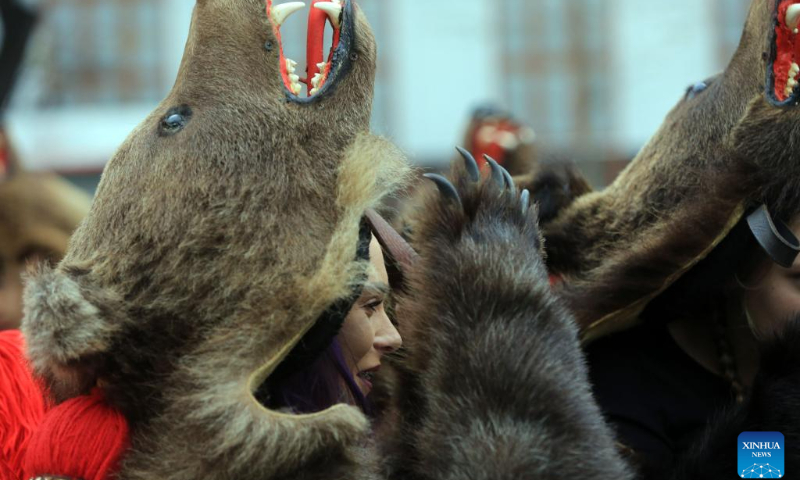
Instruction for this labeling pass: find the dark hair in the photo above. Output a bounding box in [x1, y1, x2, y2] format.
[257, 219, 374, 414]
[262, 338, 369, 415]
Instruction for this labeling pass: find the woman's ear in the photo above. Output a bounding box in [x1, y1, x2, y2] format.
[22, 262, 131, 401]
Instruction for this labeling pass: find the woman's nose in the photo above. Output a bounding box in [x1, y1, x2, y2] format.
[374, 311, 402, 354]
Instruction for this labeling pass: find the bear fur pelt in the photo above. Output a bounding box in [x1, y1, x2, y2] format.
[384, 155, 633, 480]
[518, 162, 592, 225]
[538, 0, 800, 341]
[23, 0, 409, 478]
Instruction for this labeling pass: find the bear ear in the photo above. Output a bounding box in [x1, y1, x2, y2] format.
[22, 262, 128, 401]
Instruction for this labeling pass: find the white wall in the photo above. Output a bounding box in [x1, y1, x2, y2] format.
[370, 0, 503, 163]
[8, 106, 154, 171]
[7, 0, 194, 171]
[7, 0, 741, 170]
[607, 0, 724, 153]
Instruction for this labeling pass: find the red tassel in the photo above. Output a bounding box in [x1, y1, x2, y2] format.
[0, 330, 47, 480]
[23, 388, 130, 480]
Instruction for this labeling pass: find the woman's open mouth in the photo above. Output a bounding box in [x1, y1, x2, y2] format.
[267, 0, 355, 101]
[770, 1, 800, 103]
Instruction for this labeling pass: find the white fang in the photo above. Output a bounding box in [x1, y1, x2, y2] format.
[272, 2, 305, 27]
[314, 2, 342, 29]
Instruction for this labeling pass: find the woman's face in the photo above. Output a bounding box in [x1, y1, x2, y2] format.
[743, 218, 800, 338]
[338, 235, 402, 396]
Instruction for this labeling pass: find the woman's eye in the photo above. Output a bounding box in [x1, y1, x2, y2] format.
[364, 300, 383, 314]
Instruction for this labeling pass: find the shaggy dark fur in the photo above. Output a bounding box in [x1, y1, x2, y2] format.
[668, 318, 800, 479]
[23, 1, 409, 478]
[518, 162, 592, 226]
[539, 0, 800, 338]
[385, 159, 633, 479]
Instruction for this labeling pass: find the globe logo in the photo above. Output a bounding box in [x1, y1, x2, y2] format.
[738, 432, 785, 478]
[740, 463, 782, 478]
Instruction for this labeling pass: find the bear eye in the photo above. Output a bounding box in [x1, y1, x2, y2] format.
[159, 105, 192, 136]
[685, 81, 708, 100]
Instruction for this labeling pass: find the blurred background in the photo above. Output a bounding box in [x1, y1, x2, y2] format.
[3, 0, 751, 194]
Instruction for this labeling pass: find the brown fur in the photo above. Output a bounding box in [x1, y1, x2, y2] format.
[515, 162, 592, 225]
[22, 1, 410, 478]
[541, 0, 800, 337]
[384, 161, 633, 479]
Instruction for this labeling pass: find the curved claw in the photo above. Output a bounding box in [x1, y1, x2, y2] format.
[455, 146, 481, 182]
[520, 189, 530, 214]
[501, 168, 515, 192]
[483, 155, 505, 188]
[424, 173, 461, 205]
